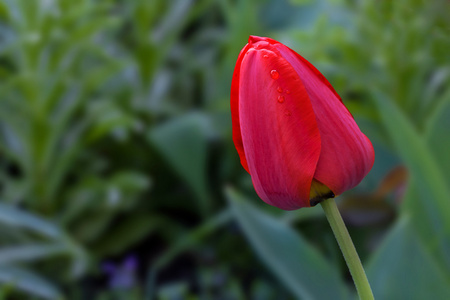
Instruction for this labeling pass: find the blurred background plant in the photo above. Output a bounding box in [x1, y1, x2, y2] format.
[0, 0, 449, 299]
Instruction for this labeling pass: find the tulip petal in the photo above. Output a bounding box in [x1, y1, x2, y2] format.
[276, 45, 375, 196]
[237, 44, 321, 209]
[231, 43, 252, 173]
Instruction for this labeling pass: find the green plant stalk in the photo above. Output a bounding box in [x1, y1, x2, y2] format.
[320, 198, 374, 300]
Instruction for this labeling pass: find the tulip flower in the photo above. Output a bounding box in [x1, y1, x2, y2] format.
[231, 36, 376, 300]
[231, 36, 374, 210]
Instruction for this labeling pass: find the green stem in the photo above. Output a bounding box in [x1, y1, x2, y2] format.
[320, 198, 374, 300]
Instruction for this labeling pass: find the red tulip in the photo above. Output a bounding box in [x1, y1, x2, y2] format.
[231, 36, 374, 210]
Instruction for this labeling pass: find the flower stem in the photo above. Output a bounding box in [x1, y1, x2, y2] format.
[320, 198, 374, 300]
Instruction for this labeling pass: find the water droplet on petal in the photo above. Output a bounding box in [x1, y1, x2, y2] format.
[277, 87, 283, 93]
[263, 55, 269, 58]
[277, 95, 285, 103]
[286, 90, 291, 94]
[270, 70, 279, 79]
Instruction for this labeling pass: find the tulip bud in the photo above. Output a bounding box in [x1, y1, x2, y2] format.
[231, 36, 374, 210]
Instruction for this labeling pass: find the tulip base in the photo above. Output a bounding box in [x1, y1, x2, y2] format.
[320, 198, 374, 300]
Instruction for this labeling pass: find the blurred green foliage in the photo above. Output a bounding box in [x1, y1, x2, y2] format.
[0, 0, 449, 299]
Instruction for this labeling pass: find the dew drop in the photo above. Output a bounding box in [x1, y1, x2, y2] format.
[270, 70, 279, 79]
[277, 95, 285, 103]
[277, 87, 283, 93]
[263, 54, 269, 58]
[286, 90, 291, 94]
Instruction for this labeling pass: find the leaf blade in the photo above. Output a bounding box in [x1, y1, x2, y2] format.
[227, 188, 349, 300]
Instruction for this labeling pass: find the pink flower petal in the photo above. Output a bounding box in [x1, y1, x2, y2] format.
[236, 40, 321, 209]
[275, 44, 375, 195]
[231, 43, 252, 173]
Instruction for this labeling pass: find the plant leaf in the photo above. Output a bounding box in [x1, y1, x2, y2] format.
[226, 188, 349, 300]
[0, 244, 65, 265]
[0, 266, 62, 299]
[367, 218, 450, 299]
[0, 203, 61, 239]
[371, 91, 450, 268]
[93, 213, 159, 256]
[148, 113, 210, 215]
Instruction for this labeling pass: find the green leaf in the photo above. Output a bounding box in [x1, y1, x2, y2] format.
[425, 101, 450, 184]
[153, 210, 231, 269]
[367, 218, 450, 299]
[148, 113, 210, 215]
[0, 244, 65, 265]
[0, 204, 88, 278]
[93, 213, 159, 256]
[372, 91, 450, 267]
[147, 210, 231, 297]
[72, 212, 114, 244]
[226, 188, 349, 300]
[0, 266, 61, 299]
[0, 203, 61, 239]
